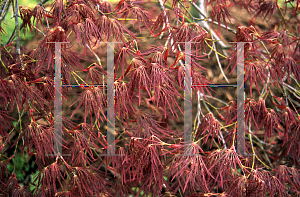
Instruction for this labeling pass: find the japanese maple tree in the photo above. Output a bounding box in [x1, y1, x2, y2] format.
[0, 0, 300, 196]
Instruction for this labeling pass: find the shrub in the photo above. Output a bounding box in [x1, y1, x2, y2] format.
[0, 0, 300, 196]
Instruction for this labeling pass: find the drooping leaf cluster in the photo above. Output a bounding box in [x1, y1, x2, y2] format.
[0, 0, 299, 196]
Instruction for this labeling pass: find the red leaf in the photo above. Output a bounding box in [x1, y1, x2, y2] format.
[164, 49, 168, 67]
[171, 51, 182, 68]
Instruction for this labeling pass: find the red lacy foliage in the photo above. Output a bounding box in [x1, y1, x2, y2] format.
[0, 0, 299, 196]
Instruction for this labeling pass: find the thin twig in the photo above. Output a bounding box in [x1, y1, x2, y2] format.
[5, 0, 51, 46]
[14, 0, 21, 64]
[0, 0, 10, 22]
[191, 2, 236, 33]
[32, 25, 45, 36]
[283, 82, 300, 99]
[193, 91, 204, 140]
[212, 40, 229, 83]
[156, 0, 184, 67]
[157, 0, 167, 39]
[248, 123, 256, 169]
[287, 93, 300, 106]
[191, 1, 229, 56]
[101, 163, 121, 178]
[86, 43, 102, 66]
[157, 0, 177, 62]
[203, 94, 228, 105]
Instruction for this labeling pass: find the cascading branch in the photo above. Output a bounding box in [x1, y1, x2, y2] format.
[0, 0, 299, 196]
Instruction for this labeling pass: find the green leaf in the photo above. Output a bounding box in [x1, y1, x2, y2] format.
[15, 171, 24, 181]
[7, 163, 13, 172]
[30, 170, 40, 192]
[237, 168, 242, 174]
[12, 121, 18, 127]
[278, 0, 296, 7]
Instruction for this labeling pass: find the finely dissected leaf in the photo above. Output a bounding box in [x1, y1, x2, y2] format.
[114, 43, 136, 79]
[68, 166, 111, 196]
[256, 108, 280, 141]
[254, 0, 279, 21]
[4, 173, 33, 197]
[66, 124, 103, 166]
[250, 169, 289, 196]
[170, 22, 207, 45]
[116, 2, 153, 33]
[128, 57, 151, 105]
[168, 142, 212, 195]
[0, 0, 300, 196]
[115, 81, 135, 120]
[196, 113, 222, 148]
[97, 15, 136, 43]
[128, 109, 178, 139]
[244, 99, 261, 131]
[221, 101, 237, 126]
[148, 58, 183, 117]
[206, 146, 244, 190]
[275, 165, 300, 191]
[151, 9, 171, 37]
[50, 0, 67, 24]
[123, 136, 165, 196]
[210, 3, 233, 32]
[32, 5, 51, 30]
[15, 123, 55, 165]
[69, 87, 106, 126]
[35, 157, 65, 197]
[244, 61, 268, 96]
